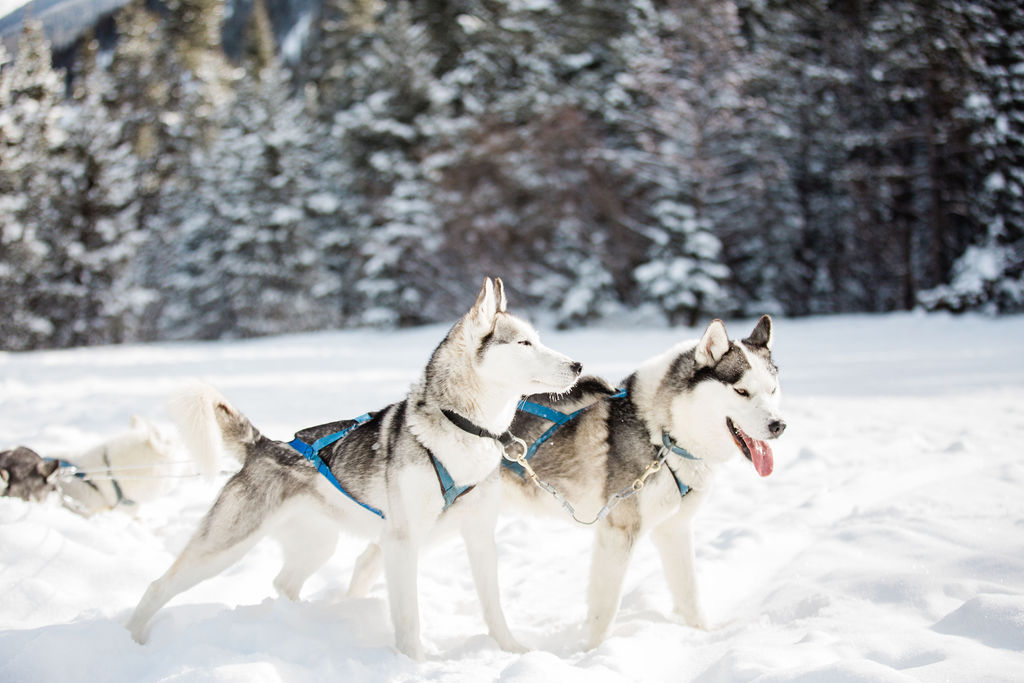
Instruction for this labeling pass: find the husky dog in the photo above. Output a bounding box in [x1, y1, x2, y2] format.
[127, 278, 582, 659]
[1, 417, 185, 514]
[0, 446, 58, 502]
[501, 316, 785, 649]
[55, 416, 187, 516]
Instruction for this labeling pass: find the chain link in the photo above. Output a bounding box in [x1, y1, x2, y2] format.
[503, 440, 670, 525]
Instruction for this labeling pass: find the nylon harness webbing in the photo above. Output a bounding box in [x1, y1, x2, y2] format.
[288, 411, 477, 519]
[288, 413, 387, 519]
[48, 454, 135, 506]
[511, 389, 695, 498]
[102, 449, 134, 506]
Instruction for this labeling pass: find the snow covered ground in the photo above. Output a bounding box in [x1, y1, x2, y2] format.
[2, 312, 1024, 682]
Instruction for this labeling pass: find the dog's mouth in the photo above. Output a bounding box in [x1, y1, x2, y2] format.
[727, 418, 773, 477]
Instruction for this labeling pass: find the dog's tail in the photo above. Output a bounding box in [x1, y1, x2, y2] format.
[167, 382, 259, 477]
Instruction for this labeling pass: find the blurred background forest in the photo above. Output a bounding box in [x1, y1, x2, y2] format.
[0, 0, 1022, 350]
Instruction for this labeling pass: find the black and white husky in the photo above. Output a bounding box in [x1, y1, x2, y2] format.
[127, 278, 582, 659]
[1, 416, 186, 515]
[501, 316, 785, 648]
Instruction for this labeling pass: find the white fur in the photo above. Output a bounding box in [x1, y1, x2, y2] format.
[495, 317, 785, 649]
[55, 416, 187, 516]
[165, 382, 236, 476]
[588, 320, 783, 647]
[127, 277, 581, 660]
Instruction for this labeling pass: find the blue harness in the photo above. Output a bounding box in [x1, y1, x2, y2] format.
[288, 412, 474, 519]
[48, 452, 135, 506]
[510, 390, 696, 497]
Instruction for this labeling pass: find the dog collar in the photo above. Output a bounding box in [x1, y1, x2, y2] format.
[441, 409, 518, 448]
[661, 432, 701, 461]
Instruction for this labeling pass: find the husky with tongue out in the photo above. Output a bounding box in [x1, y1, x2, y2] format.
[500, 315, 785, 649]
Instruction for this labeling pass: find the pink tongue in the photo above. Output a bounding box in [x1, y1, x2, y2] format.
[742, 433, 774, 477]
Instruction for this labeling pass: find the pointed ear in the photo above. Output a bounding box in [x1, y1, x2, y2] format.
[744, 315, 773, 351]
[694, 319, 730, 367]
[1, 468, 9, 483]
[493, 277, 507, 313]
[37, 459, 60, 479]
[466, 277, 499, 330]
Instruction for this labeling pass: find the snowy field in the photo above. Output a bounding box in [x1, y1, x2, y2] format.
[2, 313, 1024, 682]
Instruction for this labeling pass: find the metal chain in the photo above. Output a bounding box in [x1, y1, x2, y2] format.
[502, 437, 669, 525]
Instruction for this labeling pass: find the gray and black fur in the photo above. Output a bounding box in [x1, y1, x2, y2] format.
[500, 316, 787, 649]
[0, 447, 58, 502]
[127, 277, 582, 660]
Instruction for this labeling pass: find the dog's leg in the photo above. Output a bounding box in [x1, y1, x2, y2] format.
[128, 530, 263, 643]
[651, 510, 708, 629]
[460, 483, 526, 653]
[348, 542, 383, 598]
[585, 520, 638, 649]
[127, 477, 276, 643]
[271, 511, 339, 601]
[381, 529, 425, 660]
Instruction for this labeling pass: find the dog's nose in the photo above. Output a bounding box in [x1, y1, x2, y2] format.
[768, 419, 787, 437]
[570, 361, 583, 376]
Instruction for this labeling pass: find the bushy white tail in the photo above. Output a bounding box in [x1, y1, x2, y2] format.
[166, 382, 255, 478]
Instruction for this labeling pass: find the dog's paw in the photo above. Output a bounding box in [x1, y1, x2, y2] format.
[128, 625, 149, 645]
[496, 636, 528, 654]
[395, 638, 426, 662]
[675, 607, 710, 631]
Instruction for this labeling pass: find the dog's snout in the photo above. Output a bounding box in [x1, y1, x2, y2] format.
[768, 419, 787, 438]
[570, 361, 583, 376]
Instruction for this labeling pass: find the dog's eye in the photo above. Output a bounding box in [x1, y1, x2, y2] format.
[734, 388, 750, 398]
[518, 340, 533, 347]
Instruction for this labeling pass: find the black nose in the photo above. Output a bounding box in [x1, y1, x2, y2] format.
[570, 361, 583, 376]
[768, 419, 787, 437]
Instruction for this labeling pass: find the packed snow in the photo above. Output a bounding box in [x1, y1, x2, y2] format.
[2, 313, 1024, 682]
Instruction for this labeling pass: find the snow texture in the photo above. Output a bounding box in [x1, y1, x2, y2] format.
[2, 313, 1024, 681]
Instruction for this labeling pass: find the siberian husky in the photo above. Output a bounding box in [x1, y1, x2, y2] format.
[501, 316, 785, 648]
[1, 416, 186, 515]
[54, 416, 188, 516]
[0, 446, 56, 502]
[126, 278, 583, 660]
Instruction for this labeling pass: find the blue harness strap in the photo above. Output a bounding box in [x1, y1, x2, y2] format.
[289, 413, 387, 519]
[660, 433, 698, 498]
[48, 455, 135, 506]
[507, 389, 627, 478]
[429, 453, 474, 509]
[289, 411, 475, 517]
[510, 390, 696, 499]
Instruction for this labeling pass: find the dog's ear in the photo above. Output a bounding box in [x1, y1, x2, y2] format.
[37, 459, 60, 480]
[493, 277, 507, 313]
[695, 319, 730, 367]
[467, 277, 500, 331]
[744, 315, 773, 351]
[1, 468, 9, 484]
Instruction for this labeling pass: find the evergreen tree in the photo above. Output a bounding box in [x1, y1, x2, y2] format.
[168, 58, 341, 339]
[0, 21, 67, 349]
[48, 35, 154, 346]
[920, 0, 1024, 311]
[623, 0, 741, 324]
[318, 1, 448, 325]
[242, 0, 276, 74]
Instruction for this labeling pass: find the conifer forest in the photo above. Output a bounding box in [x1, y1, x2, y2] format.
[0, 0, 1022, 350]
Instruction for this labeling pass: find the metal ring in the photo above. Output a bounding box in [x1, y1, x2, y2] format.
[502, 436, 529, 463]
